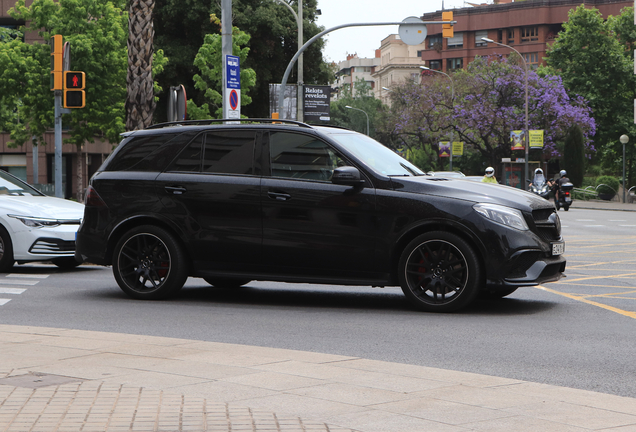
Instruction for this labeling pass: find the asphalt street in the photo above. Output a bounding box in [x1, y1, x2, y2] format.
[0, 207, 635, 399]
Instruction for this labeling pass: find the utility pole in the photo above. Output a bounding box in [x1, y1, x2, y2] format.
[221, 0, 232, 120]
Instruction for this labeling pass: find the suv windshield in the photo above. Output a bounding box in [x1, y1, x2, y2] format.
[325, 131, 424, 177]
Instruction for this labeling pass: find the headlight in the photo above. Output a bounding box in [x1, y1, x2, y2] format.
[8, 215, 62, 228]
[473, 203, 529, 231]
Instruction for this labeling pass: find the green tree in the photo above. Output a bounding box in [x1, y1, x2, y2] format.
[153, 0, 332, 120]
[329, 78, 384, 138]
[563, 125, 585, 187]
[544, 5, 634, 179]
[186, 26, 257, 119]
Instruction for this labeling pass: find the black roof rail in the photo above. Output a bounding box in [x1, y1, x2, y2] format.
[145, 118, 313, 130]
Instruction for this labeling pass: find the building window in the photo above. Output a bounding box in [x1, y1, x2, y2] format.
[523, 52, 539, 69]
[507, 29, 515, 45]
[447, 33, 463, 49]
[447, 58, 463, 70]
[521, 26, 539, 42]
[417, 50, 423, 58]
[428, 35, 442, 49]
[475, 30, 488, 47]
[429, 60, 442, 70]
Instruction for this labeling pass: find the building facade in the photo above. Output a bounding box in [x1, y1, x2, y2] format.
[1, 0, 112, 198]
[331, 53, 381, 100]
[419, 0, 632, 73]
[371, 34, 428, 104]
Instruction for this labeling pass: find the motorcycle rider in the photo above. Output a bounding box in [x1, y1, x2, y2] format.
[554, 169, 570, 202]
[529, 168, 546, 188]
[482, 166, 498, 184]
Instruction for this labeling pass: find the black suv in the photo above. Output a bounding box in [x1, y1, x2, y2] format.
[76, 119, 565, 312]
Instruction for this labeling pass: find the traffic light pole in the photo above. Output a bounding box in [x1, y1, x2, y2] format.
[54, 91, 71, 198]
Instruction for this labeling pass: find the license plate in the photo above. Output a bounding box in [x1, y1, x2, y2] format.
[565, 197, 572, 203]
[552, 242, 565, 256]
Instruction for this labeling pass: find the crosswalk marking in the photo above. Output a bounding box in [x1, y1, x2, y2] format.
[0, 279, 40, 285]
[0, 299, 10, 306]
[0, 288, 26, 294]
[6, 274, 49, 279]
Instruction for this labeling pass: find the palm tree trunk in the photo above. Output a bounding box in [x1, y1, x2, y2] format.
[126, 0, 155, 131]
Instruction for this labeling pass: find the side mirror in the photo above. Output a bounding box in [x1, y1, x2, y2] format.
[332, 166, 365, 186]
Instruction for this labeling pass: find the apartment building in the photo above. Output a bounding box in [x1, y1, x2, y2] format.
[420, 0, 631, 73]
[1, 0, 112, 198]
[371, 34, 427, 104]
[331, 53, 381, 100]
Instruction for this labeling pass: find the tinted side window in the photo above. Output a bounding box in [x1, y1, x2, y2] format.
[169, 134, 203, 172]
[269, 132, 344, 181]
[105, 132, 197, 172]
[202, 131, 256, 175]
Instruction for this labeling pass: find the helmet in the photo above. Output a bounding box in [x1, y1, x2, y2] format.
[485, 167, 495, 177]
[535, 168, 543, 175]
[560, 170, 567, 177]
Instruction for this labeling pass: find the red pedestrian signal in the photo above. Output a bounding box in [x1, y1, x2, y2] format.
[63, 71, 86, 108]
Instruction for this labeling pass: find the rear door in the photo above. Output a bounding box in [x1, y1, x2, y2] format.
[155, 129, 262, 273]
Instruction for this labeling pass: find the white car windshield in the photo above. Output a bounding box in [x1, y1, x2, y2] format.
[325, 131, 425, 177]
[0, 170, 43, 196]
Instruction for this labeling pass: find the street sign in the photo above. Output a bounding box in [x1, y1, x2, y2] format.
[399, 17, 427, 46]
[224, 55, 241, 119]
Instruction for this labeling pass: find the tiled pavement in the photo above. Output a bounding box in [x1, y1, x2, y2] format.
[1, 325, 636, 432]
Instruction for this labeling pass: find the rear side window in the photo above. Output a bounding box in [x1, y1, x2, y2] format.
[105, 132, 198, 172]
[168, 130, 256, 175]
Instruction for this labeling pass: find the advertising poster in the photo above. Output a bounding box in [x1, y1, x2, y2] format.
[439, 142, 450, 158]
[452, 141, 464, 156]
[529, 130, 544, 148]
[510, 130, 525, 150]
[303, 85, 331, 121]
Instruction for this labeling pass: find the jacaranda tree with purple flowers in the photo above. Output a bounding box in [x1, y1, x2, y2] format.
[383, 56, 595, 171]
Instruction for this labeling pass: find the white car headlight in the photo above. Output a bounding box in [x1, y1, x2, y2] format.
[8, 215, 63, 228]
[473, 203, 529, 231]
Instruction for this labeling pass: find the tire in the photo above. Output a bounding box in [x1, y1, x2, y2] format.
[564, 204, 570, 211]
[555, 200, 560, 210]
[112, 225, 189, 300]
[398, 231, 482, 312]
[52, 257, 81, 269]
[0, 226, 15, 273]
[204, 277, 251, 288]
[479, 286, 518, 299]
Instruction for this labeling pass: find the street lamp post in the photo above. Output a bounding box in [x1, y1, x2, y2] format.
[620, 134, 629, 203]
[420, 66, 455, 170]
[345, 105, 369, 136]
[482, 37, 529, 187]
[272, 0, 303, 122]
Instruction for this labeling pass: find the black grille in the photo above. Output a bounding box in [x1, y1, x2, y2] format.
[508, 252, 542, 278]
[532, 209, 560, 241]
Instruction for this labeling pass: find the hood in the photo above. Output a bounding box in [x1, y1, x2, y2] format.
[391, 176, 553, 212]
[0, 196, 85, 220]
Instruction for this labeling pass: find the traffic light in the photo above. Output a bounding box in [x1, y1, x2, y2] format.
[442, 11, 454, 39]
[50, 35, 63, 90]
[63, 71, 85, 108]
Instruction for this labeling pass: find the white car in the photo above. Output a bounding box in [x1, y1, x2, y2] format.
[0, 170, 84, 271]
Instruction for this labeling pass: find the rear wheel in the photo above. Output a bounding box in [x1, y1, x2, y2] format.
[204, 278, 251, 288]
[398, 231, 482, 312]
[564, 204, 570, 211]
[113, 225, 188, 299]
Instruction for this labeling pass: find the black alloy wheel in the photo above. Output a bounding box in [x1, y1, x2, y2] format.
[113, 225, 188, 299]
[399, 231, 481, 312]
[0, 226, 15, 273]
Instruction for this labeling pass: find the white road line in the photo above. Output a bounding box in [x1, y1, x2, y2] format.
[0, 299, 11, 306]
[0, 288, 26, 294]
[6, 274, 49, 278]
[584, 225, 605, 227]
[619, 225, 636, 227]
[609, 220, 627, 222]
[576, 219, 595, 221]
[0, 279, 39, 285]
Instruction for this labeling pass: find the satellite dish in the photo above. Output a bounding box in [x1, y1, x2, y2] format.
[399, 17, 427, 46]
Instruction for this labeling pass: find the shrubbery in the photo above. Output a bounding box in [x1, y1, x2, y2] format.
[596, 176, 620, 197]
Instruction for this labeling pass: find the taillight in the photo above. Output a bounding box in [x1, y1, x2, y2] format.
[84, 186, 107, 207]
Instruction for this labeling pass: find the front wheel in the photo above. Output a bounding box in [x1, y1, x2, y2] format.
[398, 231, 482, 312]
[0, 226, 14, 272]
[113, 225, 189, 300]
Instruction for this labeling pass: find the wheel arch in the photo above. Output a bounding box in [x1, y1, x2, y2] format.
[390, 220, 487, 284]
[105, 215, 189, 266]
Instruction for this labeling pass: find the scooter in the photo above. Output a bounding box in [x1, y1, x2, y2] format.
[529, 178, 550, 200]
[555, 182, 574, 211]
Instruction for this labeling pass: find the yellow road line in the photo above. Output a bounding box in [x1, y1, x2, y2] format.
[554, 283, 636, 289]
[563, 272, 636, 283]
[536, 285, 636, 319]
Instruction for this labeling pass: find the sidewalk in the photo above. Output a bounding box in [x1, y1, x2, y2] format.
[570, 198, 636, 212]
[2, 325, 636, 432]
